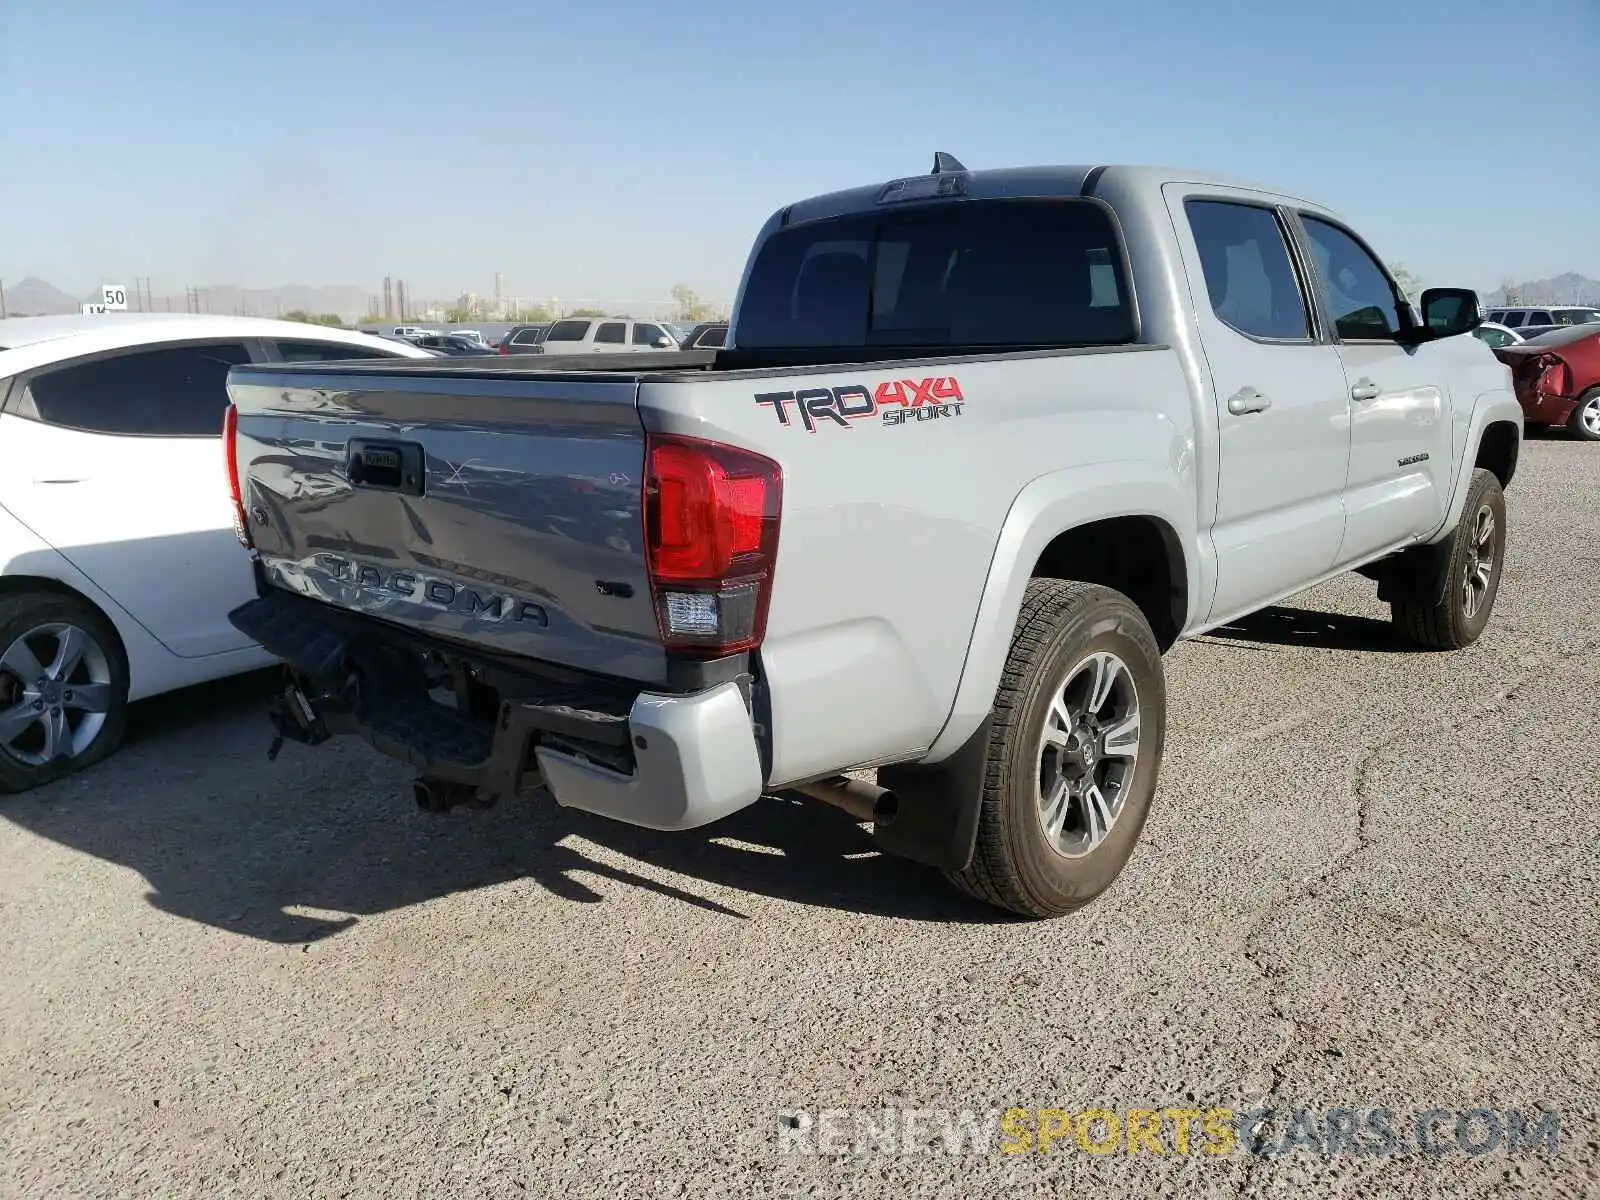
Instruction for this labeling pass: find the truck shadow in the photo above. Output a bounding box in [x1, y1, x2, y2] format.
[1, 674, 1010, 944]
[1205, 605, 1434, 654]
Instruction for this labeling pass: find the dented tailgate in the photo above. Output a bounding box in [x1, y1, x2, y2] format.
[227, 365, 669, 684]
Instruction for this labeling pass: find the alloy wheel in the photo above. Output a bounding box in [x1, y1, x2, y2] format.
[1036, 651, 1141, 858]
[1461, 504, 1498, 620]
[0, 623, 115, 766]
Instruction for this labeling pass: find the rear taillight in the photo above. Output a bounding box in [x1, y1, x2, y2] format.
[1535, 354, 1571, 398]
[644, 434, 782, 656]
[497, 343, 508, 354]
[223, 402, 253, 549]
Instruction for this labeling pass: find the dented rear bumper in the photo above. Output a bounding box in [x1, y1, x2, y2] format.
[231, 590, 765, 831]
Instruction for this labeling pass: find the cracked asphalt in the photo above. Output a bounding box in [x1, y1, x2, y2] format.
[3, 434, 1597, 1198]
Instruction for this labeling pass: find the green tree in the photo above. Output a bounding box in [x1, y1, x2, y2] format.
[445, 307, 474, 323]
[510, 304, 553, 322]
[670, 283, 714, 322]
[1499, 278, 1524, 305]
[569, 307, 607, 318]
[281, 310, 346, 327]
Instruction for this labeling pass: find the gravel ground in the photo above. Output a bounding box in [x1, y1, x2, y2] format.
[2, 434, 1597, 1199]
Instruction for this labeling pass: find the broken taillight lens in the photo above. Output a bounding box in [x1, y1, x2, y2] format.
[1534, 354, 1571, 398]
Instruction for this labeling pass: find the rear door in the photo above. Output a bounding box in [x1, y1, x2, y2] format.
[1293, 214, 1454, 559]
[0, 340, 258, 658]
[539, 319, 593, 355]
[1170, 189, 1353, 620]
[593, 322, 627, 353]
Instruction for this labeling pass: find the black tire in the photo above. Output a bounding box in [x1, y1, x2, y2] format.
[947, 579, 1166, 918]
[1567, 388, 1600, 441]
[1389, 468, 1507, 650]
[0, 590, 130, 794]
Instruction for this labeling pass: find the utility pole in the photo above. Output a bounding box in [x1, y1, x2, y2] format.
[0, 279, 7, 320]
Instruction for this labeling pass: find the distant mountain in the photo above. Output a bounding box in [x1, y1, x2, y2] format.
[0, 277, 370, 321]
[1482, 273, 1600, 308]
[1, 276, 80, 316]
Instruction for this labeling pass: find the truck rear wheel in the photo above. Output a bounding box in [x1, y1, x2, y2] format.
[947, 579, 1166, 918]
[1389, 467, 1506, 650]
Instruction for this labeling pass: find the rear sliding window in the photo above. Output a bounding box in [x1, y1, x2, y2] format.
[736, 198, 1135, 350]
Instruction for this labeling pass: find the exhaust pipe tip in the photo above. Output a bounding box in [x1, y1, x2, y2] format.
[793, 776, 897, 827]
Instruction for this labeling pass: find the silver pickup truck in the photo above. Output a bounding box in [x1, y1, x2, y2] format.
[225, 157, 1522, 918]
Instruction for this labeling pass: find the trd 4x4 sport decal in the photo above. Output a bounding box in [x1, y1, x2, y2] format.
[755, 376, 965, 433]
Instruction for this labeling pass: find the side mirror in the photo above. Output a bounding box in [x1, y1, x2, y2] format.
[654, 336, 672, 348]
[1418, 287, 1482, 339]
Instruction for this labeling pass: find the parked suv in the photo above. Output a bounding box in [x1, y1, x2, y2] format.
[496, 324, 551, 354]
[538, 318, 678, 355]
[1484, 306, 1600, 331]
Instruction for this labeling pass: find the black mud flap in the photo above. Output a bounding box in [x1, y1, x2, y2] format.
[874, 716, 990, 872]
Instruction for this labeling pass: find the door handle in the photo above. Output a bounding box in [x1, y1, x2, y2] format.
[1350, 379, 1381, 402]
[1226, 387, 1272, 416]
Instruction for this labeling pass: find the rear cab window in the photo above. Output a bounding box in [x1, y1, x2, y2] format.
[736, 198, 1137, 351]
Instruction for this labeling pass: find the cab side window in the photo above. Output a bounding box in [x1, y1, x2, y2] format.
[1185, 200, 1311, 341]
[1301, 217, 1405, 340]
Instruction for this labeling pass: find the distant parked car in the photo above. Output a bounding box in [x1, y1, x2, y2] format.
[0, 314, 432, 792]
[1472, 321, 1524, 349]
[537, 317, 678, 355]
[1492, 324, 1600, 440]
[680, 321, 728, 350]
[392, 325, 438, 339]
[1484, 306, 1600, 332]
[496, 324, 551, 354]
[412, 334, 496, 356]
[449, 330, 491, 349]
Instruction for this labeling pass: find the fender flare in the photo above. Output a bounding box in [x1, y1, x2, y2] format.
[920, 461, 1197, 763]
[1428, 386, 1522, 546]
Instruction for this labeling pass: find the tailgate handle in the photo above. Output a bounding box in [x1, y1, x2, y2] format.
[347, 440, 425, 495]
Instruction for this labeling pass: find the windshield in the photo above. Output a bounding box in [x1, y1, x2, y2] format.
[736, 198, 1136, 350]
[1553, 308, 1600, 325]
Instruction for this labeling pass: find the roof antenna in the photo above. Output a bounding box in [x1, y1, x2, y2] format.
[931, 151, 967, 175]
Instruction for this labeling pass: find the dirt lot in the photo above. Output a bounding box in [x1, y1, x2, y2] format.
[3, 435, 1597, 1199]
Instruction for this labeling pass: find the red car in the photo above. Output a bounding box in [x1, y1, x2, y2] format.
[1493, 325, 1600, 440]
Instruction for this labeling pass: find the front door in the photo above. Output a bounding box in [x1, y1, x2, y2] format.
[1170, 189, 1354, 623]
[1295, 215, 1453, 561]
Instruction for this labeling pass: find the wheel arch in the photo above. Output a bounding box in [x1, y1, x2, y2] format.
[919, 463, 1196, 763]
[1429, 388, 1523, 545]
[0, 573, 133, 676]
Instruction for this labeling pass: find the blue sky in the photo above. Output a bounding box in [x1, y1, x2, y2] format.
[2, 0, 1596, 304]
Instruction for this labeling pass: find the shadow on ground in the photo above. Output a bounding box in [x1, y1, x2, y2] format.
[3, 673, 1009, 943]
[1204, 605, 1433, 654]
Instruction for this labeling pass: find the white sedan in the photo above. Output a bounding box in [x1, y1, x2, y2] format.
[0, 314, 432, 792]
